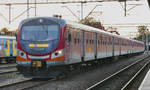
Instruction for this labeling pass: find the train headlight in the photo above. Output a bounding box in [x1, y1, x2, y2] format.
[20, 52, 24, 56]
[58, 50, 62, 54]
[51, 49, 64, 59]
[17, 49, 27, 59]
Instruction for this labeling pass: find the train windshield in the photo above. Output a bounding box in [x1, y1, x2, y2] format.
[21, 25, 59, 41]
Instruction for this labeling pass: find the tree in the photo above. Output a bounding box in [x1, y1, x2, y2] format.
[136, 25, 150, 41]
[79, 17, 105, 30]
[0, 27, 17, 36]
[1, 27, 8, 32]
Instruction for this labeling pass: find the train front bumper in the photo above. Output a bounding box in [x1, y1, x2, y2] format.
[16, 61, 66, 78]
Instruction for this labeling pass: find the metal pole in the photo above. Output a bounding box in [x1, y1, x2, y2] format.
[124, 0, 127, 16]
[35, 0, 37, 16]
[27, 0, 29, 18]
[81, 2, 83, 20]
[8, 4, 11, 24]
[6, 4, 11, 24]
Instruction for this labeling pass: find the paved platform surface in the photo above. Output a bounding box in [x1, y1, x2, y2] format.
[139, 69, 150, 90]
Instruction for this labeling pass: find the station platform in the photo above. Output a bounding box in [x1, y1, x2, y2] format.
[139, 69, 150, 90]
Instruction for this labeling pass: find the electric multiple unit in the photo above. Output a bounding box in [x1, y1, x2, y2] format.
[0, 36, 17, 63]
[17, 17, 144, 78]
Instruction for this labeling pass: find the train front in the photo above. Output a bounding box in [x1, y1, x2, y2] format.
[16, 17, 66, 78]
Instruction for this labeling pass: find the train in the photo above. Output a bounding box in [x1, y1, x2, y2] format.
[0, 36, 17, 63]
[16, 17, 144, 78]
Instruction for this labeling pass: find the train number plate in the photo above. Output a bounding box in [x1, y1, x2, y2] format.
[32, 61, 42, 67]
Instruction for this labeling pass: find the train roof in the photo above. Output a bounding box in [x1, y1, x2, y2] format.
[0, 36, 16, 39]
[66, 21, 144, 44]
[19, 17, 143, 44]
[19, 17, 66, 28]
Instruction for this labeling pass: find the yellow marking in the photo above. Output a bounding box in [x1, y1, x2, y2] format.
[36, 61, 42, 67]
[29, 44, 35, 47]
[32, 61, 42, 67]
[88, 48, 91, 52]
[29, 44, 48, 47]
[36, 44, 49, 47]
[5, 40, 10, 56]
[13, 40, 17, 56]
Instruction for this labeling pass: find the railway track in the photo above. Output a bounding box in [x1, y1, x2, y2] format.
[0, 54, 145, 90]
[0, 78, 56, 90]
[0, 64, 17, 75]
[86, 55, 150, 90]
[0, 64, 16, 69]
[0, 70, 18, 75]
[19, 78, 56, 90]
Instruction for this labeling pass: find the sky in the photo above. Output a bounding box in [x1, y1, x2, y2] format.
[0, 0, 150, 38]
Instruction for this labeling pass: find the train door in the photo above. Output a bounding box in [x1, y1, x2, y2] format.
[119, 38, 121, 55]
[13, 40, 17, 56]
[9, 40, 13, 56]
[4, 40, 10, 57]
[65, 27, 72, 63]
[94, 33, 97, 59]
[112, 37, 114, 57]
[81, 31, 85, 62]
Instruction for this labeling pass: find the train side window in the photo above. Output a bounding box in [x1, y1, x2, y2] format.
[86, 39, 88, 44]
[87, 33, 89, 44]
[78, 32, 80, 44]
[15, 41, 17, 48]
[90, 39, 92, 44]
[67, 33, 71, 42]
[0, 40, 2, 49]
[77, 32, 80, 44]
[76, 32, 78, 44]
[0, 40, 2, 46]
[1, 40, 3, 47]
[74, 32, 76, 44]
[5, 40, 8, 48]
